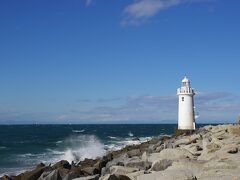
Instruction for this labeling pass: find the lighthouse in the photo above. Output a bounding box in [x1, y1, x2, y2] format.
[177, 76, 196, 130]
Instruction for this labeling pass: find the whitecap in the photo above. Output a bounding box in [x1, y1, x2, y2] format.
[0, 166, 34, 176]
[72, 130, 85, 133]
[0, 146, 7, 150]
[56, 140, 63, 144]
[128, 132, 134, 137]
[48, 135, 106, 163]
[108, 136, 117, 139]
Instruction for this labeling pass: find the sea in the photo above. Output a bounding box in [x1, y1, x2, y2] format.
[0, 124, 205, 176]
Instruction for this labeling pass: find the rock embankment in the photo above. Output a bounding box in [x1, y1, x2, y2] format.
[2, 124, 240, 180]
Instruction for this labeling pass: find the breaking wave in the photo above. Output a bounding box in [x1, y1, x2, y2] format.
[49, 135, 106, 163]
[128, 132, 134, 137]
[72, 129, 85, 133]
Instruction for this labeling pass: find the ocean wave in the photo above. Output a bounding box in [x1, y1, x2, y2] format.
[128, 132, 134, 137]
[0, 167, 29, 177]
[0, 146, 7, 150]
[104, 136, 152, 151]
[107, 136, 117, 139]
[47, 135, 152, 163]
[48, 135, 106, 163]
[18, 153, 34, 158]
[72, 129, 85, 133]
[46, 149, 65, 155]
[56, 140, 63, 144]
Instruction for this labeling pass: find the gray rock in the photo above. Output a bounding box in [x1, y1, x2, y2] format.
[124, 157, 151, 170]
[99, 174, 131, 180]
[141, 152, 148, 162]
[223, 144, 239, 154]
[181, 144, 202, 156]
[163, 139, 175, 149]
[109, 166, 139, 175]
[125, 171, 145, 180]
[52, 160, 71, 170]
[148, 148, 194, 163]
[155, 144, 164, 152]
[138, 169, 196, 180]
[174, 136, 199, 147]
[72, 175, 99, 180]
[150, 159, 172, 171]
[105, 153, 129, 170]
[20, 166, 46, 180]
[127, 149, 141, 158]
[38, 169, 61, 180]
[82, 167, 99, 176]
[38, 171, 52, 180]
[101, 167, 107, 176]
[63, 172, 81, 180]
[166, 159, 204, 178]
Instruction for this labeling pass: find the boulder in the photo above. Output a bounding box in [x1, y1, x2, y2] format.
[138, 169, 196, 180]
[166, 159, 204, 178]
[105, 153, 129, 171]
[163, 139, 175, 149]
[197, 138, 220, 161]
[19, 166, 46, 180]
[155, 145, 164, 152]
[82, 167, 99, 176]
[147, 148, 194, 163]
[222, 144, 239, 154]
[109, 166, 139, 175]
[72, 175, 99, 180]
[226, 125, 240, 136]
[38, 171, 52, 180]
[202, 159, 238, 170]
[95, 156, 111, 171]
[62, 172, 81, 180]
[77, 159, 99, 168]
[174, 134, 200, 147]
[150, 159, 172, 171]
[125, 171, 145, 180]
[38, 168, 70, 180]
[0, 175, 12, 180]
[37, 169, 61, 180]
[52, 160, 71, 170]
[198, 169, 240, 180]
[127, 149, 141, 158]
[124, 157, 151, 170]
[181, 144, 202, 156]
[141, 152, 148, 162]
[99, 174, 131, 180]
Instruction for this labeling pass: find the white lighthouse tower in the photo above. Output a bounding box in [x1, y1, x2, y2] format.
[177, 76, 196, 130]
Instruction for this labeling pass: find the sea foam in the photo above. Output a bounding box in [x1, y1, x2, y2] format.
[51, 135, 106, 163]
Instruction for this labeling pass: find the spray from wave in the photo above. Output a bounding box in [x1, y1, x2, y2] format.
[128, 132, 134, 137]
[49, 135, 106, 163]
[72, 129, 85, 133]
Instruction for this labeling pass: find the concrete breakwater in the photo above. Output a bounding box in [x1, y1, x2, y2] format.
[2, 124, 240, 180]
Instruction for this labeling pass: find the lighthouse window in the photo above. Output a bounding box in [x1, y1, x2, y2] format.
[182, 97, 184, 101]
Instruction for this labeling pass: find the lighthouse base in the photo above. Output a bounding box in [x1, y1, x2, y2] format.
[174, 129, 195, 137]
[178, 122, 196, 130]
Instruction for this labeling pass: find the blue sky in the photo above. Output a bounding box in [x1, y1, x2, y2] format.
[0, 0, 240, 124]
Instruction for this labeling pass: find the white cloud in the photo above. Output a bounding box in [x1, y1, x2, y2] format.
[122, 0, 214, 25]
[54, 92, 240, 123]
[0, 92, 239, 124]
[85, 0, 92, 6]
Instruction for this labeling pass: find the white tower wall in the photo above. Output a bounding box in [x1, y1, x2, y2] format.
[177, 76, 196, 130]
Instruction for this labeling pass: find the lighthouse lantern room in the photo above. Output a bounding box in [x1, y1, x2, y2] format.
[177, 76, 196, 130]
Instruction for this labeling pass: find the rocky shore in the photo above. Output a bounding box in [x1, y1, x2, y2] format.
[2, 124, 240, 180]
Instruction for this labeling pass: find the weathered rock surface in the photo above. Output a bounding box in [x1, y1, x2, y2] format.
[138, 169, 196, 180]
[72, 175, 99, 180]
